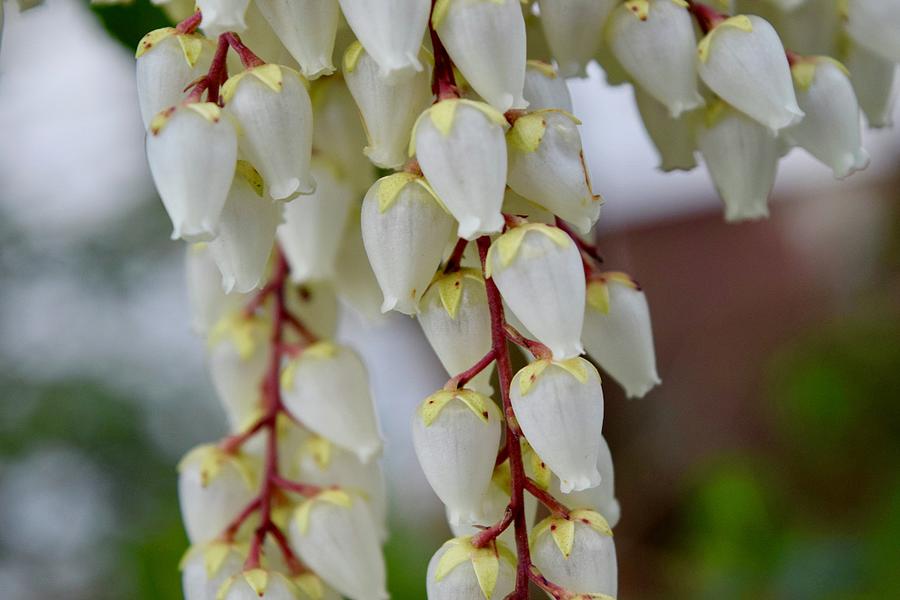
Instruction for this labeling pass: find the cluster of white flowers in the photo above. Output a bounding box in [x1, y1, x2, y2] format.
[124, 0, 898, 598]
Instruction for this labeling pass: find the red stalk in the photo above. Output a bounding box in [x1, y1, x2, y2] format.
[429, 0, 460, 100]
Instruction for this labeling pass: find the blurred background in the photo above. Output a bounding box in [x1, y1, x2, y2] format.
[1, 1, 898, 598]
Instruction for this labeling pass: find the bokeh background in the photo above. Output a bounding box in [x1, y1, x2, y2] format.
[1, 1, 899, 598]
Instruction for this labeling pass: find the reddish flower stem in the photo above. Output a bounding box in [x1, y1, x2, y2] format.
[175, 10, 203, 34]
[220, 414, 267, 454]
[686, 0, 726, 34]
[443, 237, 469, 274]
[445, 348, 496, 391]
[271, 475, 323, 497]
[205, 35, 231, 105]
[528, 565, 571, 600]
[429, 0, 460, 100]
[223, 32, 265, 69]
[471, 505, 514, 548]
[524, 478, 570, 518]
[284, 311, 319, 345]
[554, 217, 603, 265]
[503, 324, 551, 360]
[222, 496, 262, 541]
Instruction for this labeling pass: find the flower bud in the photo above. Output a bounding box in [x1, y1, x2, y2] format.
[312, 77, 376, 192]
[333, 214, 388, 323]
[697, 15, 804, 132]
[583, 273, 660, 399]
[506, 110, 601, 233]
[362, 173, 455, 314]
[433, 0, 527, 111]
[344, 42, 434, 169]
[177, 444, 257, 544]
[783, 58, 870, 179]
[135, 28, 213, 129]
[633, 86, 698, 172]
[418, 269, 494, 395]
[223, 64, 315, 201]
[186, 244, 246, 335]
[412, 389, 502, 525]
[510, 358, 604, 493]
[843, 41, 897, 129]
[146, 103, 237, 241]
[218, 568, 303, 600]
[289, 490, 388, 600]
[426, 537, 516, 600]
[254, 0, 339, 80]
[537, 0, 617, 78]
[337, 0, 430, 82]
[278, 158, 355, 283]
[522, 61, 573, 112]
[696, 100, 778, 222]
[209, 162, 281, 294]
[530, 511, 617, 596]
[198, 0, 250, 37]
[486, 224, 585, 359]
[281, 342, 383, 463]
[181, 542, 245, 600]
[412, 99, 509, 240]
[845, 0, 900, 64]
[550, 436, 620, 528]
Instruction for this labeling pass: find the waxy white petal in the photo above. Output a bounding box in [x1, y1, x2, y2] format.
[182, 542, 246, 600]
[550, 437, 621, 528]
[844, 41, 898, 129]
[219, 569, 303, 600]
[634, 85, 698, 172]
[426, 537, 516, 600]
[198, 0, 250, 37]
[284, 281, 340, 341]
[522, 61, 573, 112]
[333, 213, 389, 323]
[846, 0, 900, 64]
[531, 515, 617, 595]
[186, 243, 246, 335]
[312, 77, 376, 192]
[255, 0, 339, 79]
[537, 0, 617, 78]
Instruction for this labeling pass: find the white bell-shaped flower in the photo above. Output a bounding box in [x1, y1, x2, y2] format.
[284, 281, 340, 340]
[218, 569, 304, 600]
[509, 358, 604, 492]
[531, 511, 617, 596]
[177, 444, 257, 544]
[277, 158, 355, 283]
[235, 3, 295, 67]
[537, 0, 616, 78]
[522, 60, 573, 112]
[550, 436, 620, 528]
[773, 0, 840, 57]
[583, 273, 661, 399]
[506, 110, 601, 233]
[185, 244, 246, 335]
[418, 269, 494, 395]
[696, 100, 779, 222]
[606, 0, 703, 117]
[254, 0, 339, 79]
[209, 162, 281, 294]
[486, 224, 585, 359]
[634, 86, 698, 172]
[412, 99, 509, 240]
[426, 537, 516, 600]
[281, 342, 383, 463]
[207, 313, 271, 429]
[181, 542, 246, 600]
[223, 64, 315, 201]
[344, 42, 434, 169]
[697, 15, 804, 132]
[135, 28, 213, 129]
[362, 173, 454, 315]
[783, 58, 870, 179]
[312, 77, 375, 192]
[289, 490, 388, 600]
[146, 103, 237, 241]
[844, 41, 897, 129]
[502, 188, 556, 225]
[333, 214, 388, 323]
[412, 389, 502, 525]
[845, 0, 900, 64]
[337, 0, 430, 82]
[433, 0, 527, 111]
[197, 0, 250, 37]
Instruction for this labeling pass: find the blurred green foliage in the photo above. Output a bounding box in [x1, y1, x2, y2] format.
[89, 0, 172, 49]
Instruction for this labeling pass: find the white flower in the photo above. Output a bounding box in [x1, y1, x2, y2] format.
[177, 445, 257, 544]
[237, 3, 295, 66]
[277, 158, 355, 283]
[697, 15, 804, 132]
[696, 100, 779, 222]
[509, 358, 604, 493]
[218, 569, 303, 600]
[426, 537, 516, 600]
[332, 213, 388, 324]
[254, 0, 339, 79]
[502, 188, 556, 225]
[412, 99, 509, 240]
[223, 64, 315, 201]
[337, 0, 430, 82]
[536, 0, 617, 78]
[583, 273, 661, 399]
[633, 85, 698, 172]
[343, 42, 434, 169]
[312, 77, 376, 192]
[506, 110, 601, 234]
[522, 60, 573, 112]
[412, 389, 502, 525]
[486, 224, 585, 360]
[845, 0, 900, 64]
[284, 281, 340, 341]
[783, 58, 870, 179]
[843, 41, 897, 129]
[531, 512, 617, 596]
[433, 0, 528, 111]
[146, 103, 237, 242]
[606, 0, 704, 117]
[135, 28, 213, 129]
[289, 490, 388, 600]
[197, 0, 250, 37]
[208, 162, 281, 294]
[281, 342, 383, 463]
[185, 244, 246, 335]
[181, 542, 245, 600]
[550, 436, 620, 528]
[418, 269, 495, 395]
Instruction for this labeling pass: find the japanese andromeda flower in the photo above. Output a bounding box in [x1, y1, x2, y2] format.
[537, 0, 617, 78]
[633, 86, 698, 172]
[522, 60, 573, 112]
[531, 511, 617, 596]
[185, 244, 245, 335]
[254, 0, 340, 80]
[181, 541, 246, 600]
[217, 568, 306, 600]
[426, 537, 516, 600]
[845, 0, 900, 64]
[197, 0, 250, 37]
[551, 436, 621, 528]
[843, 41, 897, 129]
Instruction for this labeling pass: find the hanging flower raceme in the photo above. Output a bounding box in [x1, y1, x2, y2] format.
[522, 60, 573, 112]
[550, 436, 621, 528]
[217, 568, 310, 600]
[181, 542, 247, 600]
[254, 0, 339, 80]
[412, 99, 509, 240]
[536, 0, 616, 78]
[633, 86, 698, 172]
[197, 0, 250, 37]
[361, 172, 455, 315]
[426, 537, 517, 600]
